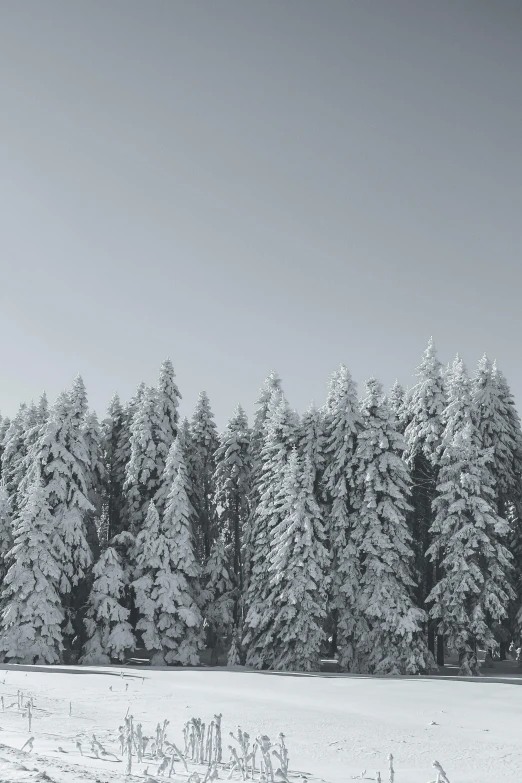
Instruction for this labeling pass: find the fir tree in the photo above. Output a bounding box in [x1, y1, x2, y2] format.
[115, 383, 146, 536]
[83, 412, 106, 520]
[16, 394, 50, 512]
[37, 391, 49, 423]
[25, 389, 94, 645]
[82, 411, 106, 558]
[388, 380, 408, 435]
[133, 449, 203, 665]
[177, 417, 199, 531]
[80, 546, 136, 665]
[213, 404, 251, 617]
[22, 393, 49, 450]
[0, 416, 11, 479]
[322, 365, 362, 669]
[101, 394, 125, 541]
[40, 392, 94, 591]
[429, 425, 515, 675]
[299, 403, 325, 499]
[242, 392, 296, 668]
[250, 371, 283, 482]
[70, 374, 88, 424]
[187, 391, 219, 561]
[352, 379, 432, 675]
[472, 356, 522, 655]
[1, 403, 28, 510]
[124, 386, 160, 536]
[153, 358, 181, 483]
[155, 424, 192, 515]
[473, 357, 512, 513]
[0, 476, 64, 664]
[0, 482, 12, 586]
[246, 372, 285, 589]
[266, 450, 330, 672]
[203, 533, 235, 664]
[487, 363, 522, 515]
[427, 357, 514, 675]
[403, 338, 446, 660]
[20, 402, 39, 449]
[493, 366, 522, 647]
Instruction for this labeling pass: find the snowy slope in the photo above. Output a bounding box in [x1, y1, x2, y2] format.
[0, 664, 520, 783]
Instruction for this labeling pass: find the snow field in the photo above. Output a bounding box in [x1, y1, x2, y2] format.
[0, 667, 520, 783]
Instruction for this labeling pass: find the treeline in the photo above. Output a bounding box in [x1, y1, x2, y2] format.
[0, 341, 520, 675]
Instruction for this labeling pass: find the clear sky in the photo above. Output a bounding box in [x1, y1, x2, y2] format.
[1, 1, 521, 428]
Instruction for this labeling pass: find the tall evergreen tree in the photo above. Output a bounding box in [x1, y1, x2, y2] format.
[0, 476, 64, 664]
[203, 533, 235, 664]
[1, 403, 28, 510]
[82, 411, 106, 557]
[133, 466, 203, 666]
[187, 391, 219, 561]
[124, 386, 160, 537]
[0, 416, 11, 479]
[472, 356, 522, 655]
[242, 392, 296, 668]
[37, 391, 49, 423]
[25, 389, 94, 645]
[388, 380, 408, 435]
[299, 403, 325, 499]
[403, 338, 446, 660]
[266, 450, 330, 671]
[246, 372, 284, 582]
[16, 394, 50, 512]
[427, 357, 514, 675]
[45, 392, 94, 589]
[352, 379, 433, 674]
[115, 383, 146, 536]
[491, 363, 522, 515]
[70, 375, 88, 423]
[322, 365, 362, 669]
[23, 394, 49, 449]
[0, 482, 12, 587]
[101, 394, 126, 541]
[83, 412, 106, 520]
[155, 424, 193, 517]
[250, 371, 283, 481]
[153, 358, 181, 483]
[492, 366, 522, 647]
[80, 546, 136, 665]
[213, 404, 251, 618]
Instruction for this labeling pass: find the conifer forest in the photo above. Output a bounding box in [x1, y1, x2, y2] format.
[0, 339, 521, 677]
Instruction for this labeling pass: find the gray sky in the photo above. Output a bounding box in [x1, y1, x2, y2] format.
[1, 1, 521, 427]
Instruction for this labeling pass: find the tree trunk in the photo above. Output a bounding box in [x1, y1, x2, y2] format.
[435, 557, 444, 665]
[436, 634, 445, 666]
[330, 609, 338, 657]
[428, 623, 435, 655]
[233, 494, 242, 627]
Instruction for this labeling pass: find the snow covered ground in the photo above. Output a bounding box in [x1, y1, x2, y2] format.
[0, 664, 520, 783]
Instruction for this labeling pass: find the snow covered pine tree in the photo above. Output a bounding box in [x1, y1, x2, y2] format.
[265, 449, 330, 671]
[351, 379, 433, 675]
[133, 438, 203, 665]
[0, 475, 64, 664]
[427, 357, 514, 675]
